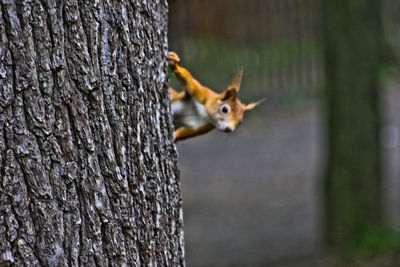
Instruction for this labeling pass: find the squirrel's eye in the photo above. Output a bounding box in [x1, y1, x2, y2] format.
[221, 105, 229, 114]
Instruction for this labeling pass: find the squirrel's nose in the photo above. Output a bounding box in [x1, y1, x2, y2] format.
[224, 127, 232, 133]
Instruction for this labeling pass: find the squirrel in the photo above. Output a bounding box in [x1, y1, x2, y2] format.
[167, 51, 261, 142]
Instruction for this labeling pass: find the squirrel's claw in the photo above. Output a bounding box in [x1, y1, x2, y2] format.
[167, 51, 180, 66]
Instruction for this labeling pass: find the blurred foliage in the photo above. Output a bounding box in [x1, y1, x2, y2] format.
[348, 227, 400, 259]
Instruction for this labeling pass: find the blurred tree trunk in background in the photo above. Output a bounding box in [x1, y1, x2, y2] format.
[322, 0, 387, 257]
[0, 0, 184, 266]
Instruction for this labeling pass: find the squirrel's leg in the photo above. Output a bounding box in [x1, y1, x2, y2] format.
[169, 87, 185, 102]
[167, 52, 214, 105]
[174, 124, 215, 142]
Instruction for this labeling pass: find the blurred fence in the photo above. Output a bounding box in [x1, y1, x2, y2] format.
[168, 0, 323, 108]
[168, 0, 400, 109]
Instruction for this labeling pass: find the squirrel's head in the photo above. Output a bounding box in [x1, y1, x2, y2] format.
[208, 69, 262, 133]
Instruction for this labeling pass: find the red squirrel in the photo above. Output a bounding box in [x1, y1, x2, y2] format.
[167, 51, 261, 142]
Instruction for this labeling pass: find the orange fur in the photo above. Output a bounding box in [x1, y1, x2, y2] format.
[168, 51, 260, 142]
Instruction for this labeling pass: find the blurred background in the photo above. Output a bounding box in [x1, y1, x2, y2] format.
[168, 0, 400, 266]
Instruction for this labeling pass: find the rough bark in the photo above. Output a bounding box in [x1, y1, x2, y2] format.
[322, 0, 385, 256]
[0, 0, 184, 266]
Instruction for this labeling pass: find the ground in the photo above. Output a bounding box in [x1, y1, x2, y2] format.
[176, 84, 400, 267]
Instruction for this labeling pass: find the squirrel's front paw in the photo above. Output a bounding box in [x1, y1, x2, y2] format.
[167, 51, 180, 66]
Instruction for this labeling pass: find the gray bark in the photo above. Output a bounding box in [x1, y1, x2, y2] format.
[0, 0, 185, 266]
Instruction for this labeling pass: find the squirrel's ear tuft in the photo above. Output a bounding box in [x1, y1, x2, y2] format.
[228, 68, 243, 92]
[221, 88, 238, 101]
[244, 99, 264, 111]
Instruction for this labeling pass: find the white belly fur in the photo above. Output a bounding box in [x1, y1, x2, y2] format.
[172, 98, 211, 129]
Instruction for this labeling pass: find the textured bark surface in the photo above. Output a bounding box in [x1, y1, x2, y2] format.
[0, 0, 184, 266]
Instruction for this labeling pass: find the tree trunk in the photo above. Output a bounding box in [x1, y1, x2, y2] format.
[0, 0, 185, 266]
[322, 0, 385, 257]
